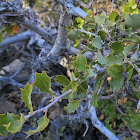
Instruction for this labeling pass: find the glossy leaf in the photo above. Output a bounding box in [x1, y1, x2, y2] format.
[34, 71, 54, 94]
[54, 75, 70, 86]
[24, 115, 49, 137]
[92, 36, 102, 49]
[64, 100, 80, 114]
[21, 83, 33, 114]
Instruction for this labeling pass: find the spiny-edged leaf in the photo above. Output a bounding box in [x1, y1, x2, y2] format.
[123, 44, 134, 56]
[67, 29, 81, 40]
[124, 13, 140, 31]
[24, 115, 49, 138]
[95, 11, 106, 26]
[6, 113, 25, 133]
[107, 64, 123, 78]
[0, 114, 9, 136]
[92, 36, 102, 49]
[109, 42, 124, 56]
[74, 55, 88, 72]
[54, 75, 70, 86]
[97, 51, 105, 64]
[34, 71, 54, 94]
[105, 54, 123, 66]
[0, 32, 3, 43]
[109, 11, 119, 22]
[91, 94, 99, 107]
[98, 30, 107, 41]
[110, 76, 124, 92]
[21, 83, 33, 114]
[64, 100, 80, 114]
[127, 68, 133, 81]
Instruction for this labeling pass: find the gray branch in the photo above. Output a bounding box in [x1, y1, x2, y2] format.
[90, 106, 119, 140]
[0, 31, 31, 49]
[16, 18, 56, 45]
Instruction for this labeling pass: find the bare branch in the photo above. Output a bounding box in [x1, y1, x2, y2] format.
[90, 106, 119, 140]
[16, 18, 56, 44]
[25, 89, 72, 119]
[0, 31, 31, 49]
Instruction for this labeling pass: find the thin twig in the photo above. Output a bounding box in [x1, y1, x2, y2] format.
[125, 58, 140, 75]
[116, 106, 138, 140]
[25, 89, 72, 119]
[77, 27, 98, 37]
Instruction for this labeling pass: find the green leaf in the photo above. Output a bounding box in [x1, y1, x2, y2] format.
[64, 100, 80, 114]
[77, 82, 88, 93]
[91, 94, 99, 107]
[24, 115, 49, 138]
[107, 64, 123, 78]
[74, 55, 88, 72]
[34, 71, 54, 94]
[109, 42, 124, 56]
[107, 64, 124, 91]
[123, 44, 134, 56]
[98, 30, 107, 41]
[110, 76, 124, 92]
[124, 13, 140, 31]
[93, 80, 103, 94]
[67, 29, 81, 40]
[97, 51, 105, 64]
[21, 83, 33, 114]
[0, 32, 3, 43]
[6, 113, 25, 133]
[95, 11, 106, 26]
[54, 75, 70, 86]
[109, 11, 119, 22]
[92, 36, 102, 49]
[0, 113, 25, 135]
[5, 25, 14, 35]
[69, 81, 77, 93]
[127, 68, 133, 81]
[105, 54, 123, 66]
[0, 114, 9, 136]
[122, 0, 138, 14]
